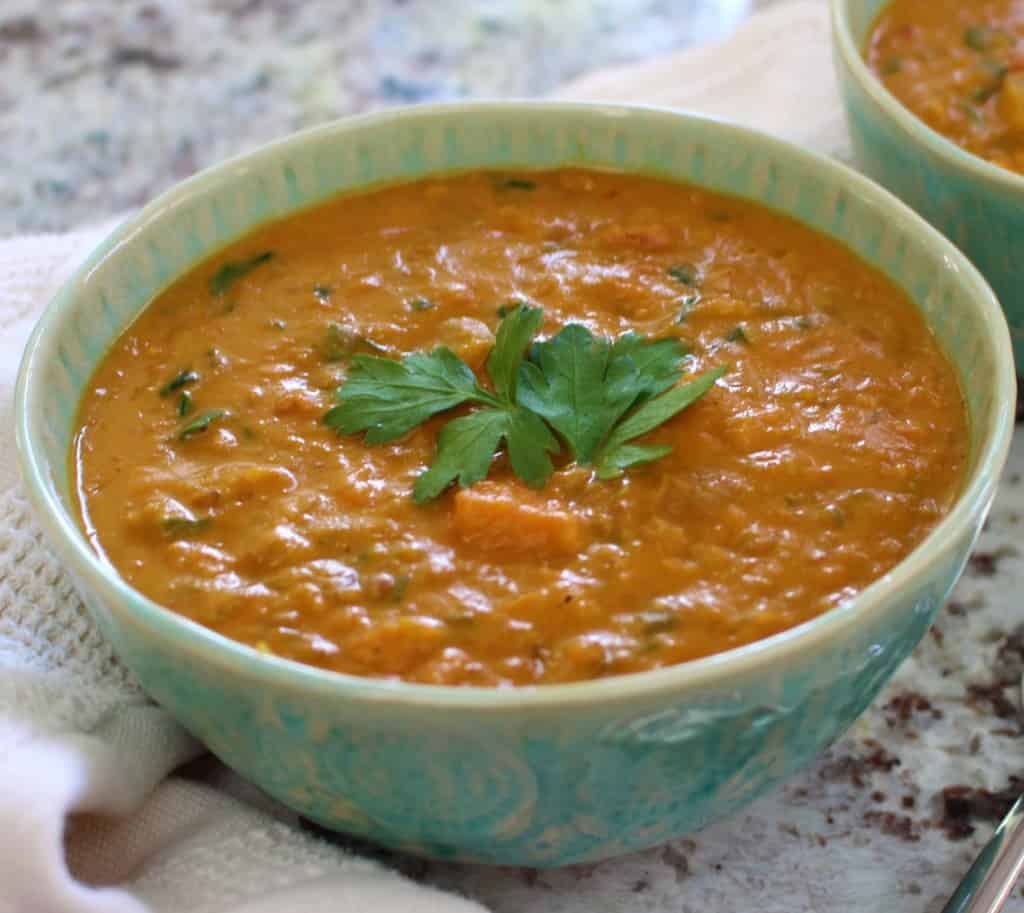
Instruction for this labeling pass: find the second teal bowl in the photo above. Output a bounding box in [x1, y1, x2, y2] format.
[832, 0, 1024, 369]
[14, 102, 1015, 866]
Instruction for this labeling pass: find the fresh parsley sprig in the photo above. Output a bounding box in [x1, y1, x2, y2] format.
[324, 305, 727, 501]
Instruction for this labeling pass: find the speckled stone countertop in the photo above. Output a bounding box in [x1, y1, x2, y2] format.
[12, 0, 1024, 910]
[0, 0, 754, 236]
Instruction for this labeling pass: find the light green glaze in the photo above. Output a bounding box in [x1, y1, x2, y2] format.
[14, 103, 1015, 866]
[832, 0, 1024, 369]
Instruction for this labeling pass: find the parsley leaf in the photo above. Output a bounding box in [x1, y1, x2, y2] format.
[505, 406, 559, 489]
[596, 442, 673, 479]
[487, 304, 544, 402]
[609, 332, 689, 398]
[497, 300, 527, 318]
[208, 251, 274, 296]
[596, 365, 728, 478]
[325, 348, 495, 444]
[414, 410, 510, 503]
[517, 325, 618, 462]
[518, 325, 689, 463]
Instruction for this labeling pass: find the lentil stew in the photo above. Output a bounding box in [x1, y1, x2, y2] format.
[72, 169, 968, 686]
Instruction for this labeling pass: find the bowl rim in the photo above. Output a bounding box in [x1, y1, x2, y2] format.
[830, 0, 1024, 193]
[15, 99, 1016, 711]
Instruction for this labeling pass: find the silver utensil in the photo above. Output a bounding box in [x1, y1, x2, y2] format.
[942, 792, 1024, 913]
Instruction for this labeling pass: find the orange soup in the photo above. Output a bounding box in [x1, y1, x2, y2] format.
[868, 0, 1024, 173]
[72, 169, 967, 686]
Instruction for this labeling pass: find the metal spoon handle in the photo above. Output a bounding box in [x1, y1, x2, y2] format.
[942, 793, 1024, 913]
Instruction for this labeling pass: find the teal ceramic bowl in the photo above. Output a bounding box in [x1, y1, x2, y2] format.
[15, 102, 1015, 866]
[832, 0, 1024, 368]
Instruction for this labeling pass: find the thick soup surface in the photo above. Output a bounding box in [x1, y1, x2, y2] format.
[73, 169, 967, 686]
[868, 0, 1024, 173]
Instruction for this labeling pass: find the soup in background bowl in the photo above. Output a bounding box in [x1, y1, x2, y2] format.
[869, 0, 1024, 174]
[832, 0, 1024, 368]
[16, 103, 1014, 865]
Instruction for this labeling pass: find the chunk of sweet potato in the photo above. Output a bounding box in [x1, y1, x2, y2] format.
[453, 482, 582, 556]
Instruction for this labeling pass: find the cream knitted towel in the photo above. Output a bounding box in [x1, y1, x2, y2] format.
[1, 3, 844, 911]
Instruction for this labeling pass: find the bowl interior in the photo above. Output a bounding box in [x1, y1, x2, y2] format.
[17, 102, 1014, 697]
